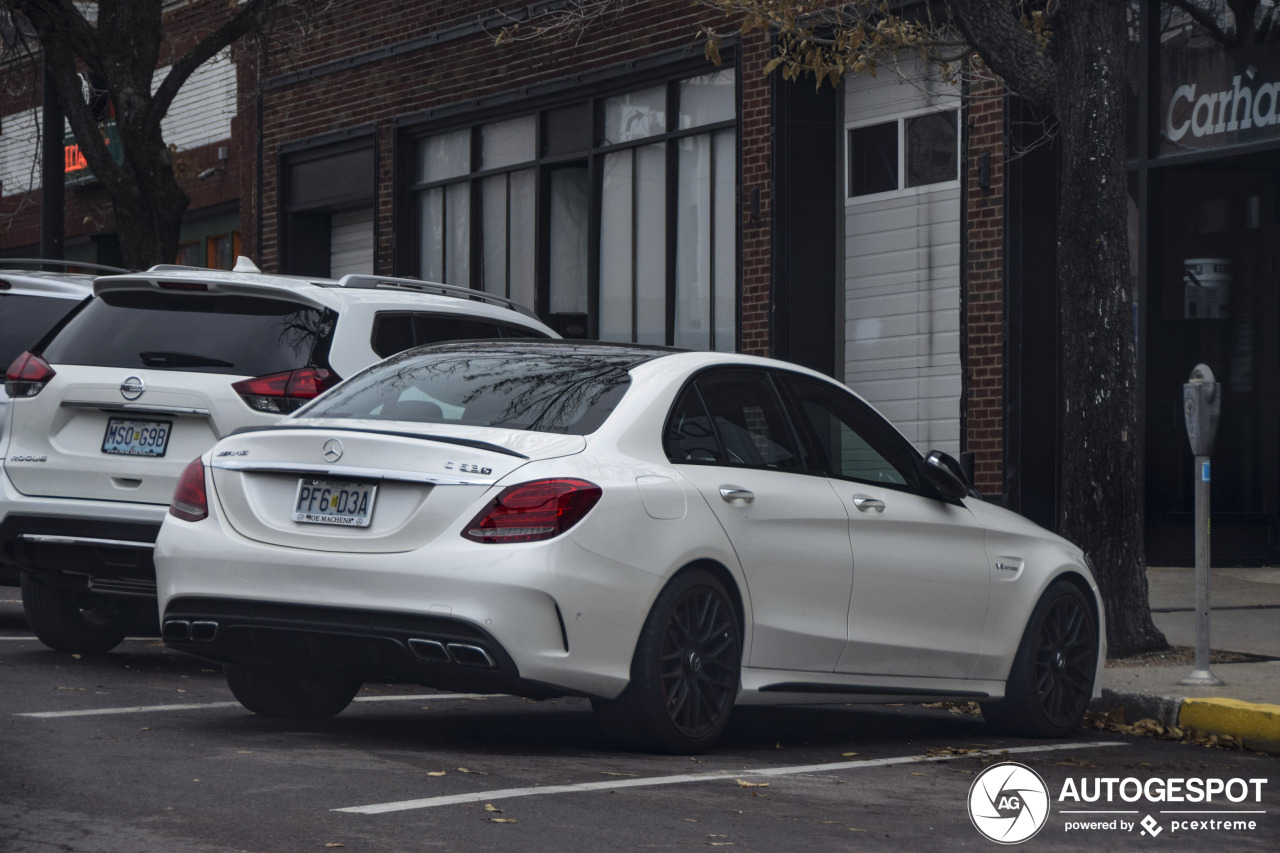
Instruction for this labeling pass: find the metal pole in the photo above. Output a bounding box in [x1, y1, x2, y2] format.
[1181, 455, 1222, 686]
[40, 57, 65, 265]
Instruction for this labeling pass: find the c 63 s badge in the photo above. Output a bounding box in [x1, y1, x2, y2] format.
[445, 461, 492, 475]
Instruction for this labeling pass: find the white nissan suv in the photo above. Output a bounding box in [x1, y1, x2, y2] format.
[0, 259, 555, 653]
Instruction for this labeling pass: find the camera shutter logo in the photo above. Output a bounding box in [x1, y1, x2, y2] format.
[968, 762, 1051, 844]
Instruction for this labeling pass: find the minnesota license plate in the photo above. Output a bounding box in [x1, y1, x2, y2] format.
[292, 478, 377, 527]
[102, 417, 172, 457]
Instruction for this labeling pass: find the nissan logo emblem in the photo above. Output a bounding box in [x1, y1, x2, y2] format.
[120, 376, 145, 400]
[321, 439, 343, 463]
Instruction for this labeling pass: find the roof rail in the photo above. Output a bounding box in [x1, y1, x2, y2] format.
[335, 274, 538, 319]
[1, 258, 130, 274]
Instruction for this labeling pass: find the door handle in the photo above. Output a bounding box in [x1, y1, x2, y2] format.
[719, 486, 754, 504]
[853, 496, 885, 513]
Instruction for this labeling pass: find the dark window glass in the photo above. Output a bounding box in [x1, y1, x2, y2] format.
[848, 121, 898, 197]
[543, 103, 591, 156]
[0, 293, 83, 370]
[691, 370, 804, 470]
[41, 291, 333, 376]
[664, 386, 722, 462]
[371, 312, 551, 358]
[905, 110, 958, 187]
[784, 374, 920, 489]
[309, 345, 636, 435]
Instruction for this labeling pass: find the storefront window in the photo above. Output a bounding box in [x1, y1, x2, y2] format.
[1158, 0, 1280, 156]
[407, 67, 738, 350]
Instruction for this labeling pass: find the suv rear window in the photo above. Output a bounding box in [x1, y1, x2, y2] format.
[308, 346, 631, 435]
[0, 293, 84, 370]
[41, 291, 334, 376]
[371, 312, 550, 358]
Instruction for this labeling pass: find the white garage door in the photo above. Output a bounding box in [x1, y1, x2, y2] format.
[330, 208, 375, 277]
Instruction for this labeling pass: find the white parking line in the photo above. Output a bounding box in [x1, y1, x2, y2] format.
[15, 693, 496, 718]
[334, 740, 1129, 815]
[0, 636, 159, 642]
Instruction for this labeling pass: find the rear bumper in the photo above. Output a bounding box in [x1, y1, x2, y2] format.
[161, 596, 573, 699]
[0, 510, 164, 595]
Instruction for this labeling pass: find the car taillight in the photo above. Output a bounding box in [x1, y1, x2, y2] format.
[4, 351, 56, 398]
[170, 457, 208, 522]
[232, 367, 339, 414]
[463, 478, 602, 544]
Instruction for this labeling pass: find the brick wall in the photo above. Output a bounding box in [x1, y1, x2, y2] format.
[965, 72, 1006, 494]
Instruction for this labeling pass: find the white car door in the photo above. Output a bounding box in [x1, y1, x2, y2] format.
[780, 374, 992, 680]
[665, 368, 854, 673]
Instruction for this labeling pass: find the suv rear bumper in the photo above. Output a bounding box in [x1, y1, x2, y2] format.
[0, 511, 164, 595]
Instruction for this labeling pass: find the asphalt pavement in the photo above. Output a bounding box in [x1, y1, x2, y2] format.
[1095, 566, 1280, 753]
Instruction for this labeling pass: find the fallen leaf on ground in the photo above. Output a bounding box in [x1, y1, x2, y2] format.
[735, 779, 769, 788]
[600, 771, 638, 777]
[484, 804, 501, 813]
[488, 818, 516, 824]
[457, 767, 490, 775]
[426, 771, 446, 777]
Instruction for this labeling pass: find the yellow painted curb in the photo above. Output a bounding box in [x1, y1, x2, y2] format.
[1179, 698, 1280, 754]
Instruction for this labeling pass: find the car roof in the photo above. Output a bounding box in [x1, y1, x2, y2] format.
[403, 338, 683, 367]
[0, 267, 98, 299]
[92, 262, 546, 325]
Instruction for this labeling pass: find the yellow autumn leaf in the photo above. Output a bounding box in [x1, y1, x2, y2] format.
[484, 804, 501, 813]
[735, 779, 769, 788]
[427, 771, 446, 777]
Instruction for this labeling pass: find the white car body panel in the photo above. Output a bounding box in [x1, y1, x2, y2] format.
[153, 345, 1106, 737]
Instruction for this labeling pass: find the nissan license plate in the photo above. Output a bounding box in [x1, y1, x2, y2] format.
[292, 478, 377, 527]
[102, 417, 172, 457]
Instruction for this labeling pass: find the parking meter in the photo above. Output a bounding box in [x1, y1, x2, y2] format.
[1183, 364, 1220, 457]
[1181, 362, 1224, 686]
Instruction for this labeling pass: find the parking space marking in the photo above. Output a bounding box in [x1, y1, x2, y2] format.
[16, 692, 496, 718]
[334, 740, 1129, 815]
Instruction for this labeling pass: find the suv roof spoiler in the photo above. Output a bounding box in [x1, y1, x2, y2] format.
[334, 274, 538, 319]
[0, 258, 130, 274]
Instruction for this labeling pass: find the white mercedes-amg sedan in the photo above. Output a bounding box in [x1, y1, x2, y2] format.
[155, 340, 1104, 753]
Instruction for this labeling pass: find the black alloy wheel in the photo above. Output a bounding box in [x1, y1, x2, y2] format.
[982, 580, 1098, 738]
[592, 568, 742, 753]
[1033, 588, 1098, 729]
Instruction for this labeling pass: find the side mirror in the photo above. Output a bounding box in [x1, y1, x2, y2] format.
[922, 450, 972, 502]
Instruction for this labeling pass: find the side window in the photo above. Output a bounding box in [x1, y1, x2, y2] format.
[664, 386, 722, 462]
[785, 375, 920, 489]
[371, 312, 548, 358]
[670, 370, 804, 470]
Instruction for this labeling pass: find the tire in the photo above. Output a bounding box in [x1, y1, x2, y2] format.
[982, 580, 1099, 737]
[225, 664, 363, 720]
[20, 572, 137, 654]
[593, 569, 741, 754]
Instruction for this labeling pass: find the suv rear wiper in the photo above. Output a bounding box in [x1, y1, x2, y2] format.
[139, 351, 235, 368]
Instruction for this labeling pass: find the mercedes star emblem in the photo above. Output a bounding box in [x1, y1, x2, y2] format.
[321, 439, 344, 463]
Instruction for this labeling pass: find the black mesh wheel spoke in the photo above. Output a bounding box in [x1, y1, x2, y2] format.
[1034, 596, 1094, 727]
[659, 584, 741, 740]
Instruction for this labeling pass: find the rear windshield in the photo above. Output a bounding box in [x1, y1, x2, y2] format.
[306, 347, 632, 435]
[0, 293, 84, 371]
[41, 290, 334, 376]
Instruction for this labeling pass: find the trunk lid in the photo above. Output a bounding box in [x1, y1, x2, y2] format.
[208, 421, 585, 552]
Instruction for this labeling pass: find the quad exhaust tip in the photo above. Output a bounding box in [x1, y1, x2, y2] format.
[408, 638, 495, 668]
[162, 619, 219, 642]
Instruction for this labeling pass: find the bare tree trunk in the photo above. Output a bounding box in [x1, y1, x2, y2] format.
[1050, 2, 1165, 656]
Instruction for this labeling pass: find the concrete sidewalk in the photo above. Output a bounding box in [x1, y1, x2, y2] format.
[1096, 566, 1280, 753]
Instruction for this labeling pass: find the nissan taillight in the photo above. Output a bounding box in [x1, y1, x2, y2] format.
[463, 478, 603, 543]
[4, 351, 56, 398]
[232, 367, 339, 414]
[169, 457, 208, 522]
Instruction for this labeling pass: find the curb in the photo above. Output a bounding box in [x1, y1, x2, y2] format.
[1093, 688, 1280, 754]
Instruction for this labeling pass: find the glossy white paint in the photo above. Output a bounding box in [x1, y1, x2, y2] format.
[155, 348, 1106, 712]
